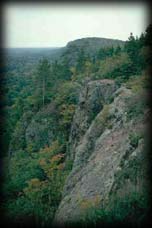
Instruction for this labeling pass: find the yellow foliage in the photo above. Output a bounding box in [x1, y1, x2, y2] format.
[85, 61, 92, 68]
[37, 139, 65, 180]
[50, 153, 65, 163]
[84, 61, 92, 76]
[80, 199, 92, 210]
[39, 140, 60, 154]
[96, 105, 109, 126]
[60, 104, 76, 114]
[98, 52, 129, 76]
[80, 195, 101, 210]
[125, 72, 149, 94]
[57, 163, 65, 170]
[27, 178, 41, 187]
[26, 143, 34, 154]
[70, 66, 76, 75]
[24, 178, 43, 196]
[60, 104, 76, 127]
[39, 152, 65, 180]
[39, 158, 47, 167]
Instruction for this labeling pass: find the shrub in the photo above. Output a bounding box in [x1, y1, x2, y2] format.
[79, 192, 150, 227]
[129, 133, 142, 148]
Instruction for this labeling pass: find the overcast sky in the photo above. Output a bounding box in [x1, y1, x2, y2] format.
[3, 3, 149, 48]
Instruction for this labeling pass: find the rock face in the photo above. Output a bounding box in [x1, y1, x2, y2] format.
[68, 79, 117, 161]
[54, 80, 149, 225]
[61, 37, 124, 65]
[9, 103, 58, 154]
[25, 105, 57, 152]
[66, 37, 124, 56]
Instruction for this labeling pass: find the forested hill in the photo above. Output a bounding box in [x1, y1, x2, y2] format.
[1, 25, 152, 227]
[4, 47, 64, 72]
[1, 36, 124, 155]
[3, 37, 124, 74]
[59, 37, 124, 65]
[67, 37, 124, 51]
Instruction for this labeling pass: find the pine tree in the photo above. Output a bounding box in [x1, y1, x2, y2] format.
[124, 33, 137, 61]
[36, 58, 50, 107]
[97, 48, 107, 60]
[76, 49, 86, 73]
[114, 46, 121, 55]
[144, 24, 152, 46]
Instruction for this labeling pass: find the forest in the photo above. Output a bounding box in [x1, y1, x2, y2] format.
[0, 25, 152, 227]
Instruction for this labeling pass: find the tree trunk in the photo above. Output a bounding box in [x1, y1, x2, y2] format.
[43, 78, 45, 107]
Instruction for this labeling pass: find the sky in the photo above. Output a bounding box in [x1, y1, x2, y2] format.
[3, 3, 149, 48]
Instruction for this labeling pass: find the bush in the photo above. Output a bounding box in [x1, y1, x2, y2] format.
[79, 192, 150, 227]
[3, 140, 72, 227]
[129, 133, 142, 148]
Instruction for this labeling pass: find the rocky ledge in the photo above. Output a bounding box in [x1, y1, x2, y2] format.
[54, 79, 149, 225]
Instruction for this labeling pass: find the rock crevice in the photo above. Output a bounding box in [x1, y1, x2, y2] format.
[54, 79, 148, 225]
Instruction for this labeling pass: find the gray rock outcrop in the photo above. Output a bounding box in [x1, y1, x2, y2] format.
[68, 79, 117, 161]
[54, 80, 149, 225]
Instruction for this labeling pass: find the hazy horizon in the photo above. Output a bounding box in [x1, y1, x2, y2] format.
[4, 36, 125, 49]
[4, 3, 149, 48]
[4, 46, 62, 49]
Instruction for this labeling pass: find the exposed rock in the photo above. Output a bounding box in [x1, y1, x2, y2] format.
[25, 106, 57, 152]
[61, 37, 124, 65]
[54, 82, 149, 225]
[68, 79, 117, 161]
[9, 103, 58, 154]
[9, 111, 33, 155]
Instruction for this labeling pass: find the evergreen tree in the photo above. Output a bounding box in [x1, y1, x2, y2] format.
[36, 58, 50, 107]
[97, 48, 107, 60]
[144, 24, 152, 46]
[76, 49, 86, 73]
[106, 46, 114, 57]
[114, 46, 121, 55]
[124, 33, 137, 61]
[61, 57, 72, 80]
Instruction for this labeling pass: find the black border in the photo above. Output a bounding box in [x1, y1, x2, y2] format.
[0, 1, 152, 228]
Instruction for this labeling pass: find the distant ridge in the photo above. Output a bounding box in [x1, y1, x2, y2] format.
[60, 37, 124, 65]
[66, 37, 124, 48]
[4, 37, 124, 65]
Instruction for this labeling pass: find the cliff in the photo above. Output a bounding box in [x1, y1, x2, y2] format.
[54, 79, 150, 225]
[59, 37, 124, 65]
[3, 28, 151, 227]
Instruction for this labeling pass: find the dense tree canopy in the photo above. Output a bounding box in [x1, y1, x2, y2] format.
[1, 24, 151, 227]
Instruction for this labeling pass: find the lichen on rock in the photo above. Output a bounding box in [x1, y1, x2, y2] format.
[54, 80, 149, 225]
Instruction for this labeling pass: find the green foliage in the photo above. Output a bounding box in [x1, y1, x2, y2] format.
[124, 33, 139, 61]
[125, 72, 150, 91]
[97, 52, 134, 81]
[97, 46, 114, 60]
[126, 93, 147, 120]
[3, 140, 72, 226]
[129, 133, 142, 148]
[55, 81, 80, 106]
[3, 150, 43, 198]
[59, 104, 76, 131]
[114, 46, 122, 55]
[34, 58, 51, 107]
[51, 59, 72, 82]
[9, 111, 34, 154]
[2, 25, 151, 226]
[76, 49, 86, 73]
[124, 29, 151, 72]
[79, 192, 149, 227]
[95, 105, 109, 126]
